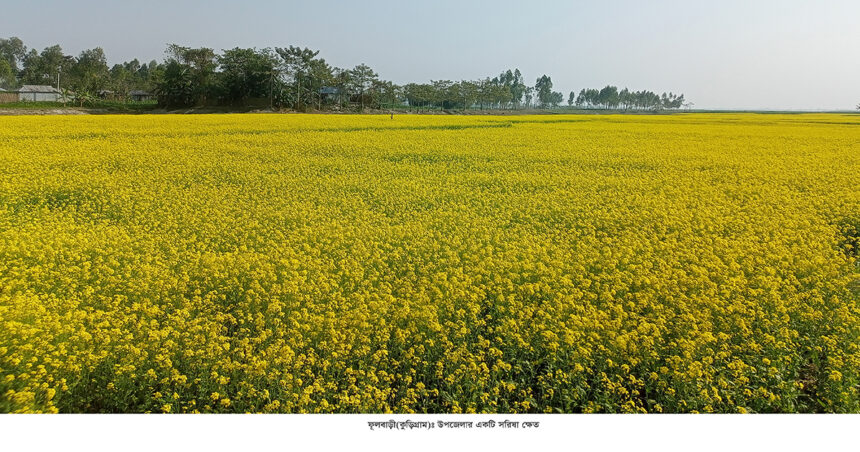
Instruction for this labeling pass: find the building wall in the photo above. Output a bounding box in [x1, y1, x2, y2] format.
[19, 93, 60, 102]
[18, 92, 62, 102]
[0, 92, 20, 103]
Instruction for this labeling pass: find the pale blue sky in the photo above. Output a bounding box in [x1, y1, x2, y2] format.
[3, 0, 859, 110]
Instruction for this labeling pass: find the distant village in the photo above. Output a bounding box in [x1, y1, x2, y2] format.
[0, 84, 153, 104]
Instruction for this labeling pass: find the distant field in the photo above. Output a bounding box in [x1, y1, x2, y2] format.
[0, 113, 858, 413]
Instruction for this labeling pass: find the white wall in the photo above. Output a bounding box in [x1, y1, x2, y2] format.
[20, 92, 62, 102]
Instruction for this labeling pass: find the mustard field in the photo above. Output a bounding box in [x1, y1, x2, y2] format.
[1, 113, 858, 413]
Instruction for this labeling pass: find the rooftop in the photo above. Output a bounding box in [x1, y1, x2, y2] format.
[18, 85, 61, 93]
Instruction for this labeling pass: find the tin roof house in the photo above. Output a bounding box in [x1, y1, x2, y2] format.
[129, 90, 154, 102]
[17, 85, 66, 102]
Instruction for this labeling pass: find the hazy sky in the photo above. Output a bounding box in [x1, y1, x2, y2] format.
[3, 0, 859, 110]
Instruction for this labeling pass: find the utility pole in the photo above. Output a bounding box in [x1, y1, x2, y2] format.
[57, 66, 64, 106]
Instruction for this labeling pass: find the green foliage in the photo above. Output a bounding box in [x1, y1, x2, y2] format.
[598, 85, 619, 108]
[68, 48, 109, 93]
[0, 37, 26, 73]
[163, 45, 217, 105]
[1, 36, 695, 111]
[216, 48, 278, 106]
[350, 63, 378, 109]
[156, 61, 195, 108]
[535, 75, 553, 107]
[0, 59, 14, 89]
[275, 46, 329, 109]
[19, 45, 74, 87]
[576, 86, 684, 110]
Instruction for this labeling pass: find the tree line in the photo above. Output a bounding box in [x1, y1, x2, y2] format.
[1, 36, 688, 111]
[0, 37, 159, 104]
[571, 86, 685, 110]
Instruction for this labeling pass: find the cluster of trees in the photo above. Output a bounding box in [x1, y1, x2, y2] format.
[155, 47, 570, 111]
[570, 86, 685, 110]
[155, 44, 397, 109]
[1, 37, 160, 101]
[401, 70, 565, 111]
[2, 36, 688, 111]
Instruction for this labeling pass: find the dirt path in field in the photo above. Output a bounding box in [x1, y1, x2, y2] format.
[0, 108, 91, 116]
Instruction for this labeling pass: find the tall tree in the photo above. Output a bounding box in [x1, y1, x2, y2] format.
[0, 37, 26, 75]
[431, 79, 454, 110]
[216, 48, 279, 106]
[459, 80, 479, 110]
[164, 44, 217, 105]
[109, 64, 132, 98]
[597, 85, 619, 109]
[350, 63, 378, 110]
[331, 67, 354, 108]
[535, 75, 553, 108]
[619, 88, 630, 109]
[0, 59, 14, 89]
[372, 79, 400, 109]
[404, 82, 433, 110]
[306, 58, 334, 109]
[155, 60, 194, 108]
[41, 46, 74, 88]
[275, 46, 321, 109]
[18, 46, 73, 87]
[69, 48, 109, 94]
[510, 68, 525, 108]
[524, 86, 534, 108]
[549, 91, 563, 107]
